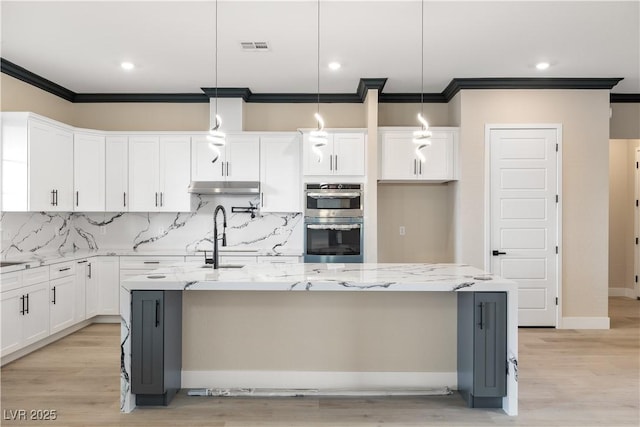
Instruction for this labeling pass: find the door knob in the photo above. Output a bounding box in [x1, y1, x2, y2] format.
[492, 250, 507, 256]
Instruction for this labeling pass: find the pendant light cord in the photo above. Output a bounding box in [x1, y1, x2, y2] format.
[215, 0, 219, 123]
[317, 0, 320, 117]
[420, 0, 424, 118]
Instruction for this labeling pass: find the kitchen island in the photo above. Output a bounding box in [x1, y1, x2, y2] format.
[121, 263, 518, 415]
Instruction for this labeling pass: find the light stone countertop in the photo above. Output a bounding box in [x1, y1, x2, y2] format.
[121, 262, 517, 293]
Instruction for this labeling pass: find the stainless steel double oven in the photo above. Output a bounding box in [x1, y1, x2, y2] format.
[303, 183, 364, 263]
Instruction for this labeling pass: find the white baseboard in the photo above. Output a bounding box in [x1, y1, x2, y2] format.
[609, 287, 637, 298]
[561, 316, 610, 330]
[182, 370, 457, 390]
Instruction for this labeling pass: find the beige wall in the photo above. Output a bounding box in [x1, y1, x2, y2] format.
[609, 139, 640, 291]
[244, 103, 365, 131]
[610, 103, 640, 139]
[182, 291, 456, 372]
[1, 74, 75, 124]
[377, 183, 455, 263]
[378, 103, 449, 127]
[457, 89, 611, 319]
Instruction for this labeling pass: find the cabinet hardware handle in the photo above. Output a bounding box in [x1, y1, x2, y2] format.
[51, 190, 55, 206]
[155, 192, 158, 207]
[261, 192, 264, 208]
[77, 260, 87, 264]
[25, 294, 29, 314]
[54, 190, 58, 206]
[227, 161, 230, 176]
[76, 191, 79, 207]
[478, 302, 484, 330]
[413, 159, 417, 175]
[335, 155, 338, 171]
[124, 192, 127, 208]
[330, 155, 334, 171]
[160, 192, 164, 207]
[143, 261, 160, 264]
[221, 162, 224, 176]
[419, 161, 422, 175]
[52, 286, 56, 305]
[492, 250, 507, 256]
[155, 300, 160, 327]
[88, 263, 92, 279]
[20, 295, 25, 315]
[58, 267, 71, 272]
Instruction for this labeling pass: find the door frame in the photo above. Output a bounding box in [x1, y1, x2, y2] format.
[484, 124, 563, 327]
[635, 148, 640, 299]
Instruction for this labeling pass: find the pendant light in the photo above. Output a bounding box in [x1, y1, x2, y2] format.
[412, 0, 431, 163]
[309, 0, 328, 162]
[208, 0, 226, 151]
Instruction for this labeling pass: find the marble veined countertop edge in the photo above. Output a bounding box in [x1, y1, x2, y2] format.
[121, 263, 517, 293]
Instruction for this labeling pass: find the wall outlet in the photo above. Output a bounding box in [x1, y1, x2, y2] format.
[399, 226, 405, 236]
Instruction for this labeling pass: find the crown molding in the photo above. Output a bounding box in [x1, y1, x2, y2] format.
[1, 58, 75, 102]
[1, 57, 631, 104]
[610, 93, 640, 103]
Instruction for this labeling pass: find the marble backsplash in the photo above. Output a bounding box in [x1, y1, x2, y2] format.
[0, 195, 303, 259]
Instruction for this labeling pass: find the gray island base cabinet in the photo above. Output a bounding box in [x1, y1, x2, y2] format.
[121, 263, 518, 416]
[131, 290, 182, 406]
[457, 292, 507, 408]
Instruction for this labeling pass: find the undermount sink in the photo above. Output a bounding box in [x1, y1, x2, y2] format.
[0, 261, 26, 268]
[200, 264, 245, 269]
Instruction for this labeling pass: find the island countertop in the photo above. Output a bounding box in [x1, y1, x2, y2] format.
[121, 262, 517, 292]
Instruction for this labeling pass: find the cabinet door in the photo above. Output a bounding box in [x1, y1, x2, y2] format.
[21, 282, 50, 346]
[131, 291, 165, 394]
[473, 292, 507, 397]
[333, 133, 365, 176]
[49, 275, 76, 334]
[191, 136, 225, 181]
[260, 135, 301, 212]
[418, 131, 454, 181]
[379, 132, 418, 180]
[74, 132, 106, 211]
[74, 260, 88, 322]
[226, 135, 260, 181]
[85, 261, 99, 319]
[1, 288, 24, 356]
[106, 136, 129, 211]
[129, 136, 160, 212]
[29, 120, 74, 211]
[97, 256, 120, 315]
[159, 136, 191, 212]
[303, 133, 332, 176]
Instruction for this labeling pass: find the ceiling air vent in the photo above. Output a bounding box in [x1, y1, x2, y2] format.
[240, 41, 270, 51]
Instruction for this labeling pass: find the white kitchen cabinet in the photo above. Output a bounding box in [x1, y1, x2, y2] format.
[259, 134, 301, 212]
[191, 134, 260, 182]
[379, 127, 458, 182]
[303, 132, 365, 176]
[74, 259, 89, 321]
[1, 279, 50, 357]
[96, 256, 119, 315]
[129, 135, 191, 212]
[106, 136, 129, 211]
[80, 259, 98, 319]
[74, 131, 106, 211]
[1, 113, 74, 211]
[49, 261, 77, 333]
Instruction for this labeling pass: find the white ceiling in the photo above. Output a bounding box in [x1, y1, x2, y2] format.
[1, 0, 639, 95]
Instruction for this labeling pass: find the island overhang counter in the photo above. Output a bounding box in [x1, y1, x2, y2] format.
[120, 263, 518, 415]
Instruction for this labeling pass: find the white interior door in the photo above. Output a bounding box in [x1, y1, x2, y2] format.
[489, 127, 559, 327]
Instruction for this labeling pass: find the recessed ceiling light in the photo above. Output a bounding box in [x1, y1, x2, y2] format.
[536, 62, 550, 71]
[120, 62, 135, 71]
[328, 62, 341, 71]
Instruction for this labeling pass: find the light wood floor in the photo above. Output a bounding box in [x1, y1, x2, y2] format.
[1, 297, 638, 426]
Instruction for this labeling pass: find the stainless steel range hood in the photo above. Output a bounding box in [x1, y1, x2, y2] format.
[188, 181, 260, 195]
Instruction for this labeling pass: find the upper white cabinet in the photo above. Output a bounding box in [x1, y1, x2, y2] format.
[74, 131, 105, 211]
[192, 134, 260, 182]
[105, 136, 129, 212]
[1, 113, 74, 211]
[379, 127, 458, 182]
[259, 134, 301, 213]
[129, 135, 191, 212]
[302, 132, 365, 176]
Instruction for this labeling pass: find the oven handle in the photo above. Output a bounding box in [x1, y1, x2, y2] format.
[306, 192, 360, 198]
[307, 224, 361, 230]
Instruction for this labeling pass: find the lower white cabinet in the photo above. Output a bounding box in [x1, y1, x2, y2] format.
[80, 259, 99, 319]
[97, 256, 119, 315]
[75, 259, 90, 321]
[49, 261, 77, 334]
[1, 280, 50, 357]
